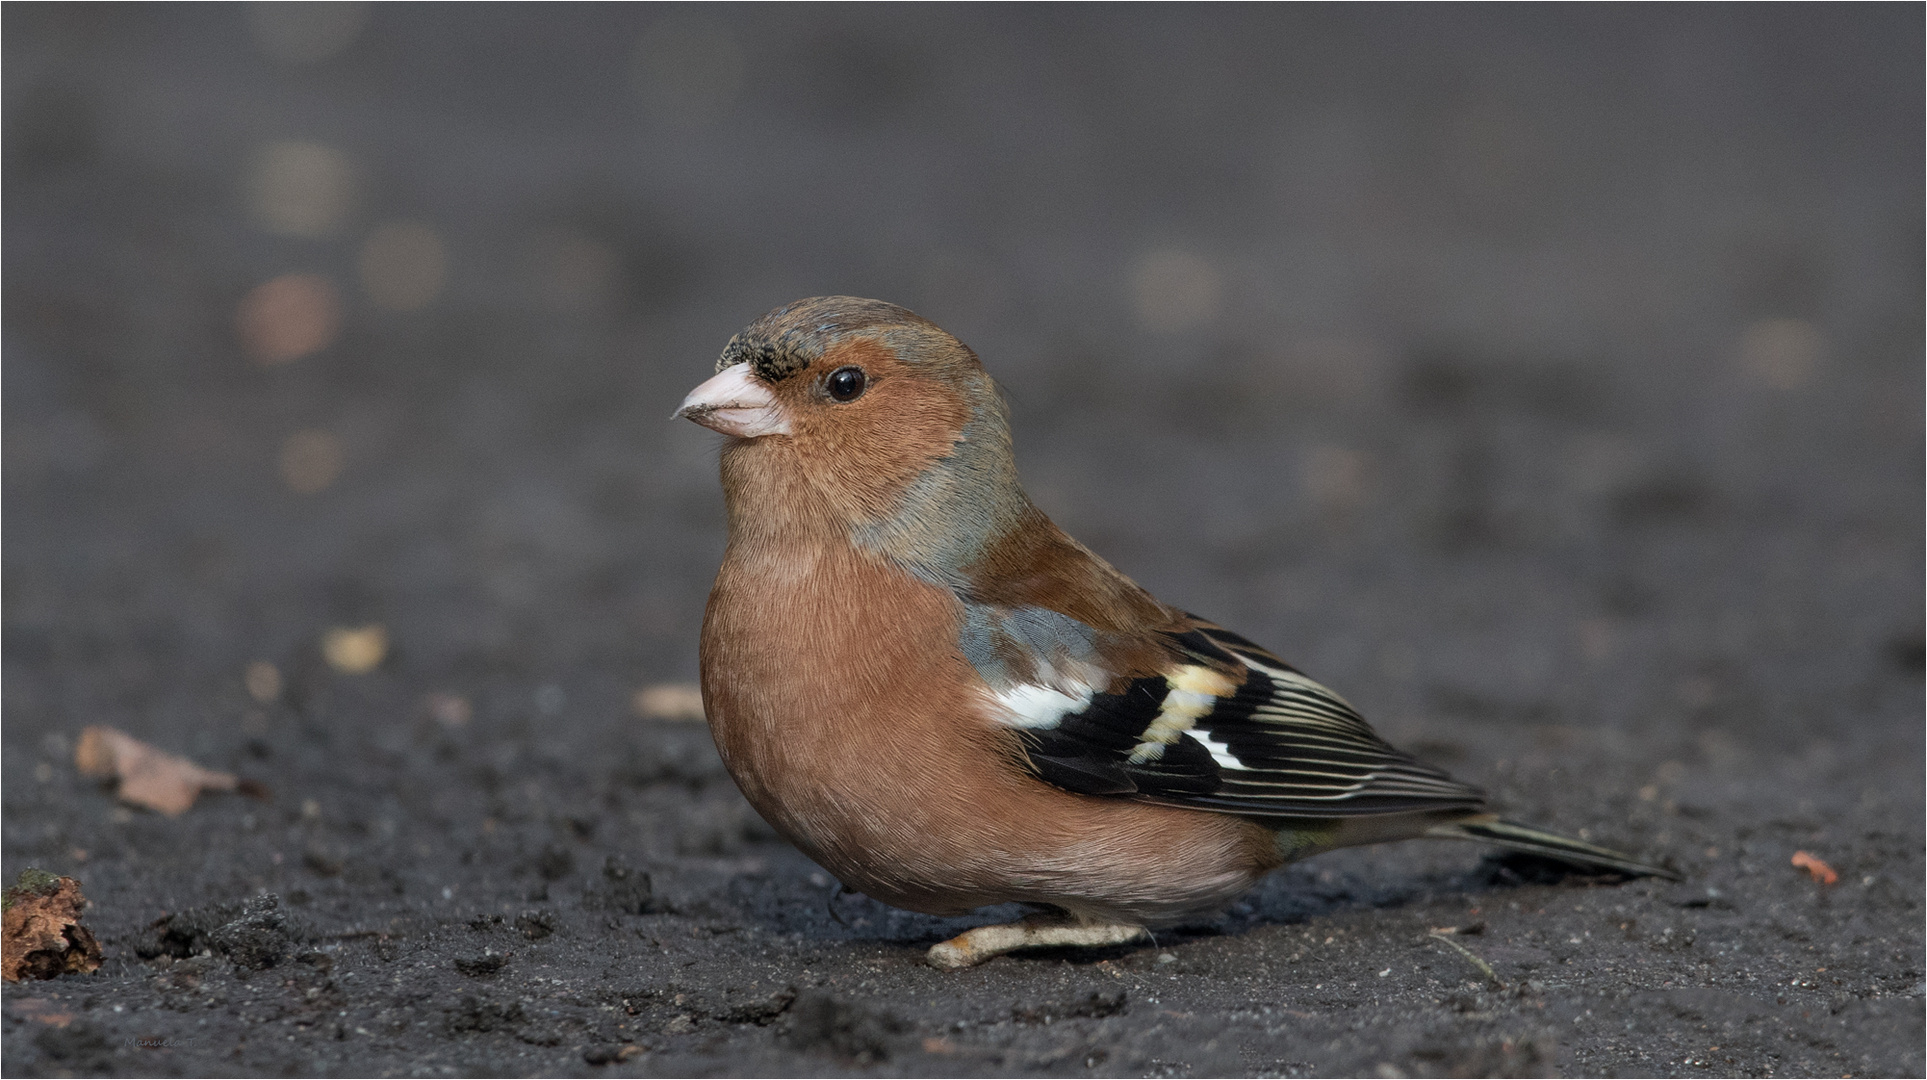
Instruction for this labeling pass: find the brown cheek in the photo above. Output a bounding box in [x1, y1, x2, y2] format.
[791, 349, 969, 522]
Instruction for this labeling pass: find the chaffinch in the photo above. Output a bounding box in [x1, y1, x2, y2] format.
[676, 296, 1676, 970]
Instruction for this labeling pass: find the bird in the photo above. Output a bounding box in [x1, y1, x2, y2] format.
[675, 296, 1677, 970]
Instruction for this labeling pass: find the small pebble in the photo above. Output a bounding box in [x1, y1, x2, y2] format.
[634, 683, 705, 721]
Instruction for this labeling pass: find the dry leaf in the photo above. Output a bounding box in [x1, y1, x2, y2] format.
[633, 683, 706, 722]
[1791, 850, 1838, 885]
[322, 624, 388, 673]
[75, 726, 239, 817]
[2, 871, 103, 982]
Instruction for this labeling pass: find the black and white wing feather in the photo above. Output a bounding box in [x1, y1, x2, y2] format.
[1003, 620, 1486, 819]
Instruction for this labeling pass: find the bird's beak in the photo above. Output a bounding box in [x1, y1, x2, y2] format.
[673, 363, 792, 438]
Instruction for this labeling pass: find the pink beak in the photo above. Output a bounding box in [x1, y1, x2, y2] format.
[673, 364, 792, 438]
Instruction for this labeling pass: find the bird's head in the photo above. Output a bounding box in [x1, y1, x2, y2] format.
[677, 297, 1030, 578]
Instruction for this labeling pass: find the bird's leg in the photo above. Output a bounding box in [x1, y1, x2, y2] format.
[826, 883, 862, 928]
[926, 913, 1148, 970]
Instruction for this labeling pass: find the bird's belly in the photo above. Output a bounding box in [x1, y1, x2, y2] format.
[698, 543, 1282, 923]
[702, 649, 1278, 921]
[721, 735, 1278, 923]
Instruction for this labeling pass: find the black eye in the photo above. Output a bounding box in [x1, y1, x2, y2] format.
[825, 366, 867, 402]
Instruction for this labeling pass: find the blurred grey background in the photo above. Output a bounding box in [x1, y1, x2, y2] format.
[6, 5, 1918, 750]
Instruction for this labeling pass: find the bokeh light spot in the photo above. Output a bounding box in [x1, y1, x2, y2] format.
[424, 692, 473, 728]
[632, 18, 744, 125]
[247, 140, 357, 238]
[530, 228, 620, 313]
[236, 273, 341, 364]
[243, 660, 283, 703]
[247, 2, 369, 65]
[1299, 444, 1372, 516]
[359, 221, 448, 312]
[321, 624, 388, 674]
[279, 428, 345, 494]
[1737, 318, 1826, 390]
[1131, 249, 1223, 333]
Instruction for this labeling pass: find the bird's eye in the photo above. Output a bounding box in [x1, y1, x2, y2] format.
[824, 366, 867, 402]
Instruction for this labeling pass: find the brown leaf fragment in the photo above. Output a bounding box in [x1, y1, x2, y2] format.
[2, 871, 104, 982]
[1791, 850, 1839, 885]
[74, 726, 239, 816]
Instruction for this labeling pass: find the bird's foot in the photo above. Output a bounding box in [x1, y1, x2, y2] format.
[925, 915, 1148, 970]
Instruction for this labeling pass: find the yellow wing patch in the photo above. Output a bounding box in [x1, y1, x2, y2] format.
[1127, 665, 1240, 764]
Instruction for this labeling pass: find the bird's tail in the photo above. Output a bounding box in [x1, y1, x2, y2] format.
[1427, 815, 1679, 880]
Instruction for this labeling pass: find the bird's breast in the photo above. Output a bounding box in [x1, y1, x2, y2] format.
[698, 538, 995, 903]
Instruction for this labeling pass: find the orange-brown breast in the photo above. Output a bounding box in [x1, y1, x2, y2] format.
[699, 439, 1282, 923]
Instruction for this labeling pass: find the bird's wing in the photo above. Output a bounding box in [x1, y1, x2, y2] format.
[987, 617, 1486, 818]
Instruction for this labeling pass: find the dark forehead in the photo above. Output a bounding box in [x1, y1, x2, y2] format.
[717, 296, 938, 382]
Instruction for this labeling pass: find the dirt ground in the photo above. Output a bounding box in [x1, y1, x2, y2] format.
[3, 6, 1922, 1077]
